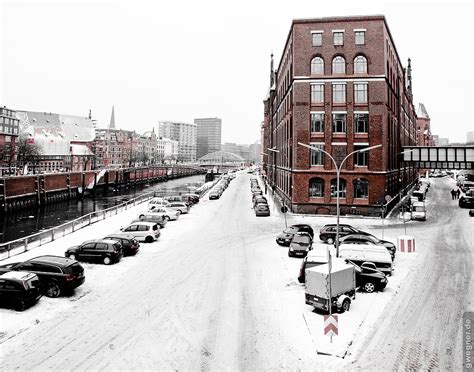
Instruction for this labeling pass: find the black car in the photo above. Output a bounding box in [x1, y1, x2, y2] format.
[339, 234, 396, 260]
[0, 271, 42, 311]
[65, 239, 123, 265]
[470, 210, 474, 217]
[459, 189, 474, 208]
[288, 233, 313, 257]
[319, 224, 370, 244]
[0, 255, 85, 298]
[276, 224, 314, 246]
[103, 235, 140, 256]
[350, 261, 388, 293]
[255, 203, 270, 217]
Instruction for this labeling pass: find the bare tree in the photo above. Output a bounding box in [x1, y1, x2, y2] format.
[16, 136, 43, 174]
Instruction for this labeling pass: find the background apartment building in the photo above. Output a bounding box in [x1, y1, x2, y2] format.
[262, 15, 418, 216]
[156, 121, 197, 163]
[0, 106, 20, 173]
[195, 117, 222, 158]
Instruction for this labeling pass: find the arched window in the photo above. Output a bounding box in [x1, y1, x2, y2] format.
[353, 179, 369, 198]
[309, 178, 324, 197]
[330, 178, 347, 197]
[311, 57, 324, 74]
[332, 56, 346, 74]
[354, 56, 367, 74]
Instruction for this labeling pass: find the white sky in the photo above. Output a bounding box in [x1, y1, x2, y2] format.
[0, 0, 473, 144]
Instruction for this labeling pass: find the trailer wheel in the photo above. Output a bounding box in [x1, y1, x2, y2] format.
[340, 299, 351, 313]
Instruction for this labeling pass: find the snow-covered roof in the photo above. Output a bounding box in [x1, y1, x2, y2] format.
[70, 144, 94, 156]
[416, 103, 429, 119]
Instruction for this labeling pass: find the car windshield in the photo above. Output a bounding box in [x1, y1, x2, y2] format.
[292, 235, 310, 244]
[413, 206, 424, 212]
[283, 227, 298, 234]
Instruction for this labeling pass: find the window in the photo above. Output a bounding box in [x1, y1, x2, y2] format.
[309, 178, 324, 197]
[353, 179, 369, 198]
[355, 31, 365, 45]
[333, 32, 344, 45]
[95, 243, 108, 250]
[354, 145, 369, 166]
[354, 83, 368, 103]
[332, 113, 346, 133]
[354, 56, 367, 73]
[312, 32, 322, 46]
[332, 56, 346, 74]
[311, 57, 324, 74]
[332, 84, 346, 103]
[330, 178, 347, 197]
[354, 113, 369, 133]
[311, 84, 324, 103]
[309, 143, 324, 166]
[310, 113, 324, 132]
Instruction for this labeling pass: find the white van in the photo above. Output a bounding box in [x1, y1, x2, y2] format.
[411, 201, 426, 221]
[338, 244, 393, 275]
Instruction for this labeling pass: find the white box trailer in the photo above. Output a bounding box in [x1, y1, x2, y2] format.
[305, 258, 356, 313]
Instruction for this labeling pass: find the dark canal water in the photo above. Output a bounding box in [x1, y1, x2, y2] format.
[0, 175, 206, 243]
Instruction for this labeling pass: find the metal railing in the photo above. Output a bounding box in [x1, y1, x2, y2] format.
[0, 191, 157, 261]
[0, 175, 218, 261]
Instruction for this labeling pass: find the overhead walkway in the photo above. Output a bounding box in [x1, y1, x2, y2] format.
[402, 146, 474, 169]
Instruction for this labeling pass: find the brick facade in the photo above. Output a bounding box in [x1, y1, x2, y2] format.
[262, 15, 418, 216]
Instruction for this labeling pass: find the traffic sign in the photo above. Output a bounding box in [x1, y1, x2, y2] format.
[281, 206, 288, 213]
[324, 315, 338, 336]
[385, 195, 392, 203]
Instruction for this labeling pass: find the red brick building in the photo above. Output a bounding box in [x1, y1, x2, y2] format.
[416, 103, 435, 146]
[262, 15, 418, 216]
[0, 106, 20, 174]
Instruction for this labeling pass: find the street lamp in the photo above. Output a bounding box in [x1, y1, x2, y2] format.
[298, 142, 382, 257]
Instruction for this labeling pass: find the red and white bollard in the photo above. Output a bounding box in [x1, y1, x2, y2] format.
[397, 235, 416, 253]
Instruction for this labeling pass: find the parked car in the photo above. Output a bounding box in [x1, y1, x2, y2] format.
[133, 213, 167, 228]
[297, 246, 330, 283]
[411, 201, 427, 221]
[255, 203, 270, 217]
[0, 255, 85, 298]
[117, 222, 161, 242]
[145, 207, 179, 221]
[319, 224, 370, 244]
[209, 189, 221, 200]
[0, 272, 42, 311]
[167, 202, 189, 214]
[66, 239, 123, 264]
[103, 235, 140, 256]
[350, 261, 388, 293]
[183, 194, 200, 204]
[165, 195, 191, 207]
[148, 197, 170, 209]
[339, 234, 396, 260]
[253, 196, 268, 207]
[276, 224, 314, 246]
[470, 209, 474, 217]
[288, 233, 313, 257]
[338, 244, 393, 275]
[459, 189, 474, 208]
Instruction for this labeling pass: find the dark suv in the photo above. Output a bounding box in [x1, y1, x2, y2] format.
[459, 189, 474, 208]
[103, 235, 140, 256]
[0, 271, 42, 311]
[319, 224, 370, 244]
[0, 255, 85, 298]
[350, 261, 388, 293]
[65, 239, 123, 265]
[276, 224, 314, 246]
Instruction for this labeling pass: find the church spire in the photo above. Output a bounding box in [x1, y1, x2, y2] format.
[407, 58, 413, 97]
[270, 52, 275, 87]
[109, 105, 116, 129]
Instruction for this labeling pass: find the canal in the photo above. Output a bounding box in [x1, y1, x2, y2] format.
[0, 174, 206, 243]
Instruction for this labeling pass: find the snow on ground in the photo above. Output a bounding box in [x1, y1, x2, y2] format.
[0, 170, 438, 370]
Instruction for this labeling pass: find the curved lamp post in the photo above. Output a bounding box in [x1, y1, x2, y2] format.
[297, 142, 382, 257]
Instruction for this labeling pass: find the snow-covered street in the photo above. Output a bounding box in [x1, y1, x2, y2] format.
[0, 172, 472, 370]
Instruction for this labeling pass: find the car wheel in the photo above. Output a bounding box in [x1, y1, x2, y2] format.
[68, 254, 76, 261]
[145, 236, 154, 243]
[139, 214, 144, 219]
[176, 210, 181, 216]
[164, 216, 170, 221]
[45, 281, 61, 298]
[340, 299, 351, 313]
[288, 251, 293, 257]
[326, 237, 334, 244]
[103, 256, 112, 265]
[363, 282, 376, 293]
[15, 299, 26, 311]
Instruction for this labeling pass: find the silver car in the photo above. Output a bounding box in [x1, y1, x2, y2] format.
[143, 207, 179, 221]
[167, 202, 189, 215]
[116, 222, 160, 243]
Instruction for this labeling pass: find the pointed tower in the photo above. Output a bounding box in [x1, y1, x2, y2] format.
[270, 53, 275, 87]
[109, 106, 116, 130]
[88, 109, 92, 120]
[407, 58, 413, 98]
